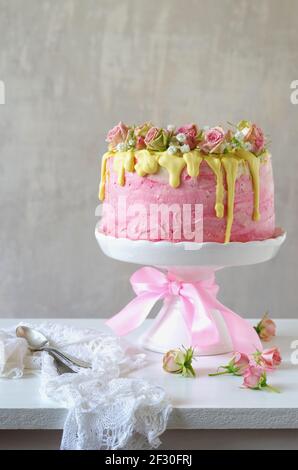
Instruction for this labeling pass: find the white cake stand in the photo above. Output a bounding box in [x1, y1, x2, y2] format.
[95, 226, 286, 355]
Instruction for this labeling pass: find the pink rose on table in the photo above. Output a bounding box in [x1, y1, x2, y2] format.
[254, 347, 282, 370]
[245, 124, 265, 154]
[200, 126, 225, 153]
[231, 352, 250, 375]
[163, 349, 184, 374]
[243, 365, 265, 389]
[243, 365, 280, 392]
[163, 346, 196, 377]
[176, 124, 198, 150]
[106, 122, 129, 149]
[209, 351, 249, 376]
[254, 313, 276, 342]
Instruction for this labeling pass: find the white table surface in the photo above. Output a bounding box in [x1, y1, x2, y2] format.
[0, 318, 297, 430]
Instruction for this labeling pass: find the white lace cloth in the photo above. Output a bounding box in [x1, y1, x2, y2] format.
[0, 322, 172, 450]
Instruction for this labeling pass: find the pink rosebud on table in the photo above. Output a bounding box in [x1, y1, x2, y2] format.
[242, 365, 280, 392]
[254, 313, 276, 342]
[163, 346, 196, 378]
[209, 351, 250, 377]
[243, 365, 265, 389]
[253, 347, 282, 370]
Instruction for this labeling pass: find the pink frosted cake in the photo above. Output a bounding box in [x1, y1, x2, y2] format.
[98, 121, 275, 243]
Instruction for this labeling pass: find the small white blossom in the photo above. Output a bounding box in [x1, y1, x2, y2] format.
[116, 142, 127, 151]
[176, 133, 186, 143]
[128, 139, 135, 146]
[180, 143, 190, 153]
[167, 145, 178, 155]
[235, 130, 245, 141]
[244, 142, 252, 151]
[167, 124, 175, 132]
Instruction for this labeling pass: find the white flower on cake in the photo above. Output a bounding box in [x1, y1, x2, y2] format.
[116, 142, 127, 152]
[235, 128, 250, 140]
[244, 142, 253, 151]
[180, 144, 190, 153]
[128, 139, 135, 147]
[176, 133, 186, 143]
[234, 130, 244, 141]
[167, 145, 178, 155]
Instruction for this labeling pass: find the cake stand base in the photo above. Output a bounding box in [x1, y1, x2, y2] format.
[96, 228, 286, 355]
[140, 300, 233, 355]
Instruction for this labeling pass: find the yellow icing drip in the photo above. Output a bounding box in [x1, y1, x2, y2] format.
[123, 150, 135, 173]
[204, 156, 225, 218]
[113, 152, 127, 186]
[236, 149, 260, 221]
[158, 153, 186, 188]
[222, 156, 239, 243]
[183, 150, 203, 178]
[98, 148, 264, 243]
[98, 151, 112, 201]
[135, 150, 159, 177]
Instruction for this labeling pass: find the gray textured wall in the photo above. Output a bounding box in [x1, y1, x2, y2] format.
[0, 0, 297, 319]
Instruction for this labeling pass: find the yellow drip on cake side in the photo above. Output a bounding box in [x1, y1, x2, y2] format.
[98, 149, 263, 242]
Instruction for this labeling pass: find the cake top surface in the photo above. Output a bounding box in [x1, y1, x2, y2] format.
[104, 120, 268, 157]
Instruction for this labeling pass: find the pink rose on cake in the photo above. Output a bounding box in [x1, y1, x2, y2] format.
[246, 124, 265, 154]
[106, 122, 129, 149]
[144, 127, 169, 152]
[175, 124, 199, 150]
[134, 122, 152, 137]
[200, 126, 225, 154]
[135, 136, 146, 150]
[237, 120, 266, 155]
[134, 123, 152, 150]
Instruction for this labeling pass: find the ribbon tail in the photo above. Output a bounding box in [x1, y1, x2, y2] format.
[106, 292, 163, 336]
[181, 285, 219, 347]
[202, 288, 262, 353]
[198, 283, 262, 353]
[219, 307, 262, 354]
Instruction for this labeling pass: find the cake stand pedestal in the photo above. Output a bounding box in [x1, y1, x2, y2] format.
[95, 228, 286, 355]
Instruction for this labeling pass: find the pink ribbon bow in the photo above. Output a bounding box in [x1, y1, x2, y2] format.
[106, 267, 262, 354]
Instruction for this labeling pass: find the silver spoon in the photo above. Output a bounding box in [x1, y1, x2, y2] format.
[16, 325, 91, 370]
[47, 350, 76, 374]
